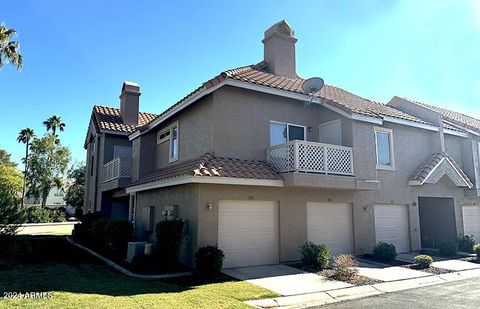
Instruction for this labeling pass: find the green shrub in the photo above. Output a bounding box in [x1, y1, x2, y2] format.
[104, 220, 134, 258]
[331, 254, 358, 281]
[414, 254, 433, 268]
[373, 242, 397, 262]
[195, 245, 225, 275]
[131, 254, 156, 273]
[72, 212, 102, 245]
[155, 219, 185, 266]
[457, 234, 475, 253]
[317, 244, 331, 270]
[25, 207, 51, 223]
[474, 244, 480, 260]
[25, 207, 66, 223]
[299, 242, 331, 271]
[438, 242, 458, 257]
[90, 219, 109, 250]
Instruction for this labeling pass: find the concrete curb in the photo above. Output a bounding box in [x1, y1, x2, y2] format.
[66, 237, 192, 279]
[246, 268, 480, 308]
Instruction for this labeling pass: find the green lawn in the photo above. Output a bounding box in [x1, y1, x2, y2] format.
[0, 236, 277, 308]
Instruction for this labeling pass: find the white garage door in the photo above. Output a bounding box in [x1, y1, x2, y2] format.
[463, 206, 480, 242]
[218, 200, 278, 268]
[307, 202, 353, 255]
[374, 204, 409, 253]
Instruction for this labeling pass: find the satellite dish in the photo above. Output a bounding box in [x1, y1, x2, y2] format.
[302, 77, 324, 94]
[301, 77, 324, 108]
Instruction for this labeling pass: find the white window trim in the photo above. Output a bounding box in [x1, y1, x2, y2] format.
[375, 126, 395, 171]
[270, 120, 307, 146]
[157, 121, 179, 163]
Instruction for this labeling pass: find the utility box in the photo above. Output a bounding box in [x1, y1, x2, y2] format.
[126, 241, 148, 263]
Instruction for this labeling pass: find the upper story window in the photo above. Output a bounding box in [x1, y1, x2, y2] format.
[375, 127, 395, 170]
[270, 121, 306, 146]
[158, 121, 179, 163]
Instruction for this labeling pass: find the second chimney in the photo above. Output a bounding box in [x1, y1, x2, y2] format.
[120, 81, 141, 125]
[262, 20, 297, 79]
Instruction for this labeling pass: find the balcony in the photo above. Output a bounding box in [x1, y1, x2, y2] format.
[101, 157, 132, 190]
[267, 140, 364, 190]
[267, 140, 354, 175]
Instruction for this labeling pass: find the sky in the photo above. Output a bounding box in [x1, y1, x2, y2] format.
[1, 0, 479, 167]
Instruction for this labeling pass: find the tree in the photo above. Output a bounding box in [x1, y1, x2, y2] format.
[16, 128, 35, 207]
[0, 162, 25, 238]
[0, 149, 16, 167]
[64, 162, 85, 210]
[43, 116, 66, 136]
[0, 24, 23, 70]
[26, 135, 71, 208]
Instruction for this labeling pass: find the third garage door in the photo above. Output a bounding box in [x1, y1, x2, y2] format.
[463, 206, 480, 243]
[374, 204, 409, 253]
[307, 202, 354, 255]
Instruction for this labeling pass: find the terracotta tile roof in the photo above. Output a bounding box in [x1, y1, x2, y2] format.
[140, 62, 436, 134]
[129, 153, 282, 187]
[400, 98, 480, 134]
[92, 105, 157, 133]
[409, 152, 473, 187]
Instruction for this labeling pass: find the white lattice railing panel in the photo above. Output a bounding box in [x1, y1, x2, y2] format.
[267, 140, 354, 176]
[102, 157, 132, 183]
[326, 146, 354, 175]
[298, 142, 325, 172]
[267, 143, 295, 172]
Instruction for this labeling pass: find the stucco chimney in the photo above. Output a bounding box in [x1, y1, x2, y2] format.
[262, 20, 297, 79]
[120, 81, 141, 125]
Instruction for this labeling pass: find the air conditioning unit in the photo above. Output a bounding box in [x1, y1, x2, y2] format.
[126, 241, 148, 263]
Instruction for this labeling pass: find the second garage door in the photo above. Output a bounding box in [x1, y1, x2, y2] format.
[374, 204, 409, 253]
[218, 200, 279, 268]
[463, 206, 480, 242]
[307, 202, 354, 255]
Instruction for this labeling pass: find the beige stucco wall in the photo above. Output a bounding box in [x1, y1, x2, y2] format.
[129, 85, 479, 266]
[211, 86, 351, 161]
[134, 184, 199, 266]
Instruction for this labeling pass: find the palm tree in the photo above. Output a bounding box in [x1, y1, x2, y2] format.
[0, 24, 23, 70]
[43, 115, 66, 136]
[17, 128, 35, 207]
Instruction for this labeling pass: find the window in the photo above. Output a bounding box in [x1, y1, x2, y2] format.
[270, 121, 306, 146]
[157, 121, 179, 163]
[170, 125, 178, 161]
[375, 127, 394, 170]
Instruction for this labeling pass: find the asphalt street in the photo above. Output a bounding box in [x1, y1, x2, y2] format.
[315, 277, 480, 308]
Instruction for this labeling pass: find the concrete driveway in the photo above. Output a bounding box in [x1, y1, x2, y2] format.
[223, 265, 352, 296]
[357, 259, 429, 282]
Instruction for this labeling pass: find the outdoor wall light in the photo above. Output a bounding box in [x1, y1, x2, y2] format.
[206, 202, 213, 210]
[412, 202, 417, 206]
[363, 205, 369, 211]
[308, 127, 313, 133]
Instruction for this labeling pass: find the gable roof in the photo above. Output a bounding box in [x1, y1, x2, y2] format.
[128, 152, 282, 190]
[134, 62, 438, 138]
[84, 105, 157, 147]
[398, 98, 480, 134]
[409, 152, 473, 188]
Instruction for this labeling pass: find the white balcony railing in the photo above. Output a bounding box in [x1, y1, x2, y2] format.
[102, 157, 132, 183]
[267, 140, 354, 176]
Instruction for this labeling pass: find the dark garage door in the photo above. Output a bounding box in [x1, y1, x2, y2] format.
[418, 197, 457, 248]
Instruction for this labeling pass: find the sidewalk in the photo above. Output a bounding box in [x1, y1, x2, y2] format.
[246, 267, 480, 308]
